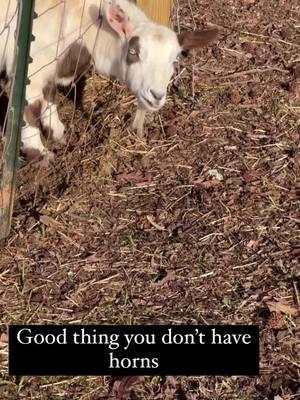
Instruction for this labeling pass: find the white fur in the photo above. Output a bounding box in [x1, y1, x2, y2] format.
[21, 126, 55, 160]
[41, 103, 66, 144]
[0, 0, 182, 157]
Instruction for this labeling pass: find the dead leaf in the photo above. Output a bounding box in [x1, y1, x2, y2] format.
[294, 64, 300, 78]
[0, 332, 8, 343]
[193, 177, 204, 185]
[194, 178, 222, 189]
[84, 253, 102, 263]
[267, 301, 298, 316]
[243, 169, 259, 182]
[229, 90, 241, 104]
[115, 173, 151, 184]
[293, 152, 300, 169]
[154, 271, 176, 286]
[291, 247, 300, 256]
[39, 214, 62, 229]
[30, 291, 44, 303]
[289, 79, 300, 98]
[269, 313, 285, 330]
[247, 239, 258, 249]
[131, 298, 147, 306]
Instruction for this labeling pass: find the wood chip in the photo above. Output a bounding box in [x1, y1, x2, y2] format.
[146, 215, 165, 231]
[115, 173, 151, 183]
[39, 215, 62, 228]
[0, 332, 8, 343]
[194, 178, 222, 189]
[243, 169, 259, 182]
[267, 301, 298, 316]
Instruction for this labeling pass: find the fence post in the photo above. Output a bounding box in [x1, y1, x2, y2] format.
[0, 0, 36, 240]
[136, 0, 173, 27]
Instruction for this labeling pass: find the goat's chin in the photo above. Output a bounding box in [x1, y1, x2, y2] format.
[138, 97, 164, 112]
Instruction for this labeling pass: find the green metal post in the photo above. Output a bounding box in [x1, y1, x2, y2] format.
[0, 0, 36, 240]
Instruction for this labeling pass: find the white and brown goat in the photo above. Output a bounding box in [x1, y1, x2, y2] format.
[0, 0, 218, 160]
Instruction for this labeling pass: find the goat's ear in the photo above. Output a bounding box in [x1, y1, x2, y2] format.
[105, 2, 132, 40]
[178, 29, 218, 51]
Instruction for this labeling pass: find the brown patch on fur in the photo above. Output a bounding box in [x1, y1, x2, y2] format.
[57, 43, 91, 79]
[60, 75, 87, 108]
[43, 81, 57, 103]
[127, 36, 140, 65]
[43, 126, 54, 141]
[178, 29, 218, 50]
[24, 100, 42, 128]
[22, 147, 42, 161]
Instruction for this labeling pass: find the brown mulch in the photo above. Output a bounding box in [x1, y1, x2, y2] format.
[1, 0, 300, 399]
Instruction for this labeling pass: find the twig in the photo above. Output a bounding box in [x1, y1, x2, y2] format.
[210, 67, 288, 80]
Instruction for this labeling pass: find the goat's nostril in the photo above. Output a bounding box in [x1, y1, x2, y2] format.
[150, 90, 164, 101]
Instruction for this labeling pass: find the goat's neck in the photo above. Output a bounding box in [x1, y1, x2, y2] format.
[89, 25, 127, 82]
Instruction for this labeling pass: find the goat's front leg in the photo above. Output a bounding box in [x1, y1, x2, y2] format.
[21, 82, 54, 161]
[40, 82, 66, 145]
[22, 100, 54, 161]
[132, 107, 146, 137]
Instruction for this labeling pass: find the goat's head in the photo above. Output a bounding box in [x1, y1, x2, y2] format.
[102, 2, 218, 112]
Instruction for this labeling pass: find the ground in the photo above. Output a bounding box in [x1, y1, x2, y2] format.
[0, 0, 300, 399]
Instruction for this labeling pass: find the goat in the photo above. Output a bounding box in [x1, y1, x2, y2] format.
[0, 0, 218, 161]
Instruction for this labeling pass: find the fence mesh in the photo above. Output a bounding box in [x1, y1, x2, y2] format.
[0, 0, 189, 240]
[0, 0, 112, 239]
[0, 0, 37, 239]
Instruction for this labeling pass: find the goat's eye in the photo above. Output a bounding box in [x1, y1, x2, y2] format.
[127, 37, 140, 64]
[129, 48, 137, 55]
[173, 55, 180, 66]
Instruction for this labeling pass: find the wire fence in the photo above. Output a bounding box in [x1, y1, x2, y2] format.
[0, 0, 104, 240]
[0, 0, 36, 239]
[0, 0, 187, 241]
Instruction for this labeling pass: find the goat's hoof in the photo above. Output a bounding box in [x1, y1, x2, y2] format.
[131, 123, 143, 136]
[22, 147, 43, 162]
[22, 147, 54, 166]
[57, 135, 67, 146]
[42, 149, 55, 162]
[52, 122, 66, 144]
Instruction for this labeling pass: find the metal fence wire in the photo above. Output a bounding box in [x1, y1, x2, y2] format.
[0, 0, 36, 240]
[0, 0, 98, 240]
[0, 0, 176, 241]
[0, 0, 117, 241]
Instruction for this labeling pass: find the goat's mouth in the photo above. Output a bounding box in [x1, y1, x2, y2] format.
[139, 95, 163, 112]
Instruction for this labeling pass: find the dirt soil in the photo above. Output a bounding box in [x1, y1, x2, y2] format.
[1, 0, 300, 399]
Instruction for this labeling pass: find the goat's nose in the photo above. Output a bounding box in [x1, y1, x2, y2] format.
[150, 90, 164, 101]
